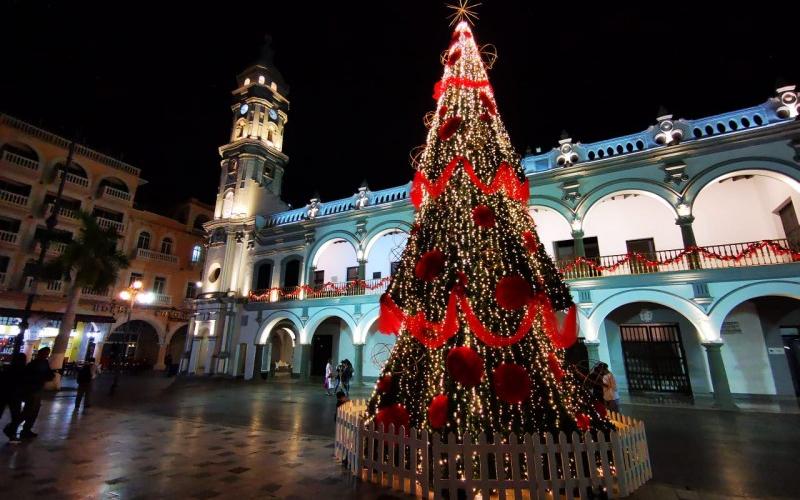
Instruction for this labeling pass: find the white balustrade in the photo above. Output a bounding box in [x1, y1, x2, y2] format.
[0, 189, 29, 207]
[0, 230, 19, 245]
[100, 185, 132, 202]
[136, 247, 179, 264]
[61, 171, 90, 188]
[96, 217, 124, 233]
[1, 150, 39, 172]
[153, 293, 172, 306]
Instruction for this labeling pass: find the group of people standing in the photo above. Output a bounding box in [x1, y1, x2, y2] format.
[324, 359, 354, 397]
[0, 346, 98, 443]
[586, 362, 620, 413]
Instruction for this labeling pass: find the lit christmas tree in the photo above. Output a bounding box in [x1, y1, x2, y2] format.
[366, 17, 611, 439]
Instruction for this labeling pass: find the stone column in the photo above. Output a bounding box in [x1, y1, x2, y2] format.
[299, 344, 312, 382]
[702, 342, 737, 409]
[92, 341, 104, 362]
[571, 229, 586, 257]
[676, 215, 700, 269]
[357, 259, 367, 281]
[155, 343, 168, 370]
[584, 340, 600, 367]
[353, 343, 364, 386]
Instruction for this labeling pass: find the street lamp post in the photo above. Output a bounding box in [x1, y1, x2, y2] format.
[109, 280, 153, 395]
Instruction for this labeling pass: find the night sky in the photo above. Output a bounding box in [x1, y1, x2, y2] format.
[1, 1, 798, 214]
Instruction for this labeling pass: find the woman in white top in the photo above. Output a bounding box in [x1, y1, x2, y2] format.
[601, 363, 620, 413]
[324, 359, 334, 396]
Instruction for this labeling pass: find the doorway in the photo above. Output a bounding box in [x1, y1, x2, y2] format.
[196, 337, 209, 374]
[782, 334, 800, 396]
[236, 343, 247, 377]
[311, 334, 333, 376]
[620, 323, 692, 395]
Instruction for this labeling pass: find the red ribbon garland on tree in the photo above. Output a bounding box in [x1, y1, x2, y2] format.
[410, 156, 529, 208]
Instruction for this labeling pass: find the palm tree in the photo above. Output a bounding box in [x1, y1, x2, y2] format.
[43, 211, 129, 388]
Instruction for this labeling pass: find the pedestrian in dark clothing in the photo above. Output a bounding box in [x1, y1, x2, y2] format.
[334, 390, 349, 422]
[341, 359, 354, 396]
[74, 358, 96, 411]
[20, 347, 56, 439]
[1, 353, 28, 443]
[586, 362, 605, 404]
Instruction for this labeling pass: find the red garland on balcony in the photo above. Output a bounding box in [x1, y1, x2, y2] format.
[558, 240, 800, 275]
[248, 276, 393, 303]
[409, 156, 529, 209]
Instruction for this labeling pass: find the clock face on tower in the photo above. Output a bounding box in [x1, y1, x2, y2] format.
[240, 104, 249, 115]
[268, 109, 278, 121]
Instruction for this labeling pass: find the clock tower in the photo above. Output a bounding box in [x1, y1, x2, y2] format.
[216, 36, 290, 220]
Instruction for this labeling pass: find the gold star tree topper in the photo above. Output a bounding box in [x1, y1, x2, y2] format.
[446, 0, 481, 26]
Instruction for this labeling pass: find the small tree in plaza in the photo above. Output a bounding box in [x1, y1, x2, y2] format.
[44, 211, 129, 388]
[366, 19, 611, 439]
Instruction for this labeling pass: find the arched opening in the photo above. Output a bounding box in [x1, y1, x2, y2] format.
[601, 301, 709, 402]
[253, 260, 273, 291]
[136, 231, 151, 250]
[583, 192, 682, 274]
[97, 177, 129, 197]
[1, 141, 39, 163]
[719, 296, 800, 396]
[255, 317, 300, 379]
[168, 325, 187, 361]
[363, 320, 397, 380]
[221, 191, 235, 218]
[55, 161, 88, 181]
[312, 238, 358, 286]
[160, 237, 173, 255]
[529, 206, 573, 259]
[365, 230, 408, 281]
[309, 317, 354, 378]
[282, 258, 301, 288]
[693, 170, 800, 248]
[103, 320, 160, 370]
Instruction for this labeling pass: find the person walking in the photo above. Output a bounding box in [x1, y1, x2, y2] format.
[333, 362, 343, 394]
[74, 358, 97, 411]
[341, 359, 353, 396]
[601, 363, 620, 413]
[1, 353, 28, 443]
[324, 358, 334, 396]
[19, 347, 56, 439]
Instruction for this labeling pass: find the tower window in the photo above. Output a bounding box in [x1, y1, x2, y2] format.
[258, 75, 265, 85]
[244, 78, 251, 86]
[271, 82, 277, 91]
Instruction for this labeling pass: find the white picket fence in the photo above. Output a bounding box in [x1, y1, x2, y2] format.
[335, 399, 652, 499]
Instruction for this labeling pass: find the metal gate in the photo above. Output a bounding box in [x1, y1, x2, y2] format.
[620, 323, 692, 395]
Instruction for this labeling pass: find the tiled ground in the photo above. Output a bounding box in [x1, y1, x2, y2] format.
[2, 374, 798, 499]
[1, 397, 393, 499]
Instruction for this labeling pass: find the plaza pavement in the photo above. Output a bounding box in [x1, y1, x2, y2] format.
[1, 373, 798, 499]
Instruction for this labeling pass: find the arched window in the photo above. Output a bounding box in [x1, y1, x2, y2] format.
[191, 244, 202, 263]
[136, 231, 151, 250]
[222, 191, 235, 218]
[160, 237, 173, 255]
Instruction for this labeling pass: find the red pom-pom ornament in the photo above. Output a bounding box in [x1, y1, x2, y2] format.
[438, 116, 462, 141]
[428, 394, 449, 429]
[548, 352, 565, 382]
[377, 374, 392, 393]
[447, 346, 484, 387]
[522, 231, 538, 252]
[472, 205, 495, 228]
[479, 92, 497, 115]
[493, 363, 531, 404]
[576, 413, 591, 432]
[375, 404, 410, 435]
[495, 275, 533, 310]
[415, 249, 446, 281]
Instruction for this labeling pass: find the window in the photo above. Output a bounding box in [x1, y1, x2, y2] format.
[553, 236, 600, 261]
[129, 273, 143, 286]
[136, 232, 151, 250]
[208, 267, 221, 283]
[255, 262, 272, 290]
[153, 276, 166, 295]
[372, 271, 382, 279]
[390, 261, 400, 276]
[314, 270, 325, 286]
[244, 78, 250, 86]
[0, 255, 10, 274]
[185, 282, 198, 299]
[346, 266, 359, 282]
[222, 191, 235, 218]
[191, 245, 202, 263]
[258, 75, 265, 85]
[160, 237, 173, 255]
[626, 238, 656, 274]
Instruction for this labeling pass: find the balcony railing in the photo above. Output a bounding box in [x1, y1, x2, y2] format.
[34, 241, 68, 256]
[96, 217, 124, 233]
[100, 185, 132, 202]
[0, 230, 19, 245]
[0, 189, 29, 208]
[81, 287, 110, 298]
[135, 247, 179, 264]
[249, 277, 390, 303]
[1, 150, 39, 172]
[60, 171, 90, 188]
[153, 293, 172, 306]
[556, 239, 799, 279]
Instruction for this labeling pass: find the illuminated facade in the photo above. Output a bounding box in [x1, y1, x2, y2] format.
[192, 59, 800, 405]
[0, 114, 213, 368]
